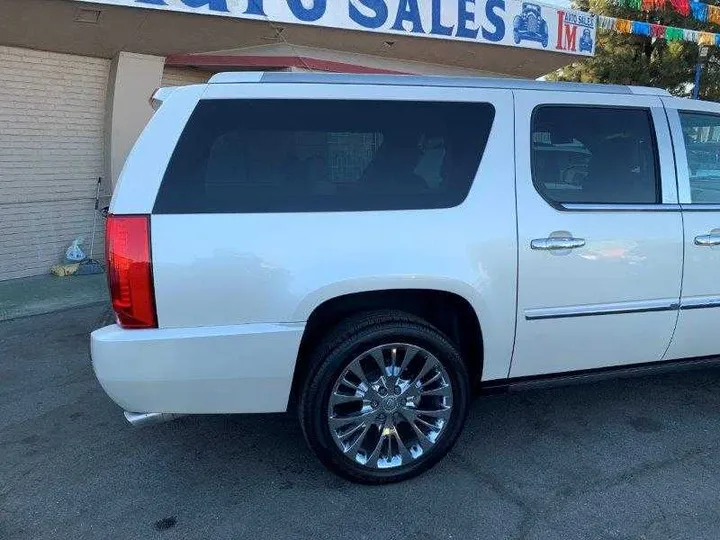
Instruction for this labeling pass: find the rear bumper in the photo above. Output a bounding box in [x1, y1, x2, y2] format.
[90, 322, 305, 414]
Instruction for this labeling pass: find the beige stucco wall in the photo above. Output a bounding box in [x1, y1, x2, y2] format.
[161, 66, 212, 87]
[105, 52, 165, 189]
[201, 44, 509, 77]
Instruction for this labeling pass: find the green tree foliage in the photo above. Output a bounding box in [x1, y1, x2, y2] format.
[547, 0, 720, 99]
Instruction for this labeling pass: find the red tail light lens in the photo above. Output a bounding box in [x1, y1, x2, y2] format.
[106, 215, 157, 329]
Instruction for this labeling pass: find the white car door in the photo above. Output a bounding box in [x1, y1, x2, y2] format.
[510, 89, 683, 378]
[663, 98, 720, 360]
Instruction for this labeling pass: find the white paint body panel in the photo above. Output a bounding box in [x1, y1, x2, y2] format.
[510, 90, 683, 377]
[151, 84, 518, 382]
[91, 322, 304, 413]
[663, 98, 720, 360]
[110, 84, 206, 214]
[95, 75, 719, 416]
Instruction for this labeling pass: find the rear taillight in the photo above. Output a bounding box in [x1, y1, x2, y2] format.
[105, 215, 157, 329]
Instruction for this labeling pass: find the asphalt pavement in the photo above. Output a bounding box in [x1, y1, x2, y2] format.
[2, 306, 720, 540]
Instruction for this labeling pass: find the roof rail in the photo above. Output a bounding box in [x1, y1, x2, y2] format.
[208, 71, 670, 96]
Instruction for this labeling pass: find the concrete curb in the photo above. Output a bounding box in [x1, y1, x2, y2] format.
[0, 299, 111, 323]
[0, 274, 110, 323]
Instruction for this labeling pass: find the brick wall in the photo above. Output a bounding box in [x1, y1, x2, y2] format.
[0, 46, 110, 280]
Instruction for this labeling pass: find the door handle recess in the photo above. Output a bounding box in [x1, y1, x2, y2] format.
[531, 237, 586, 250]
[694, 234, 720, 247]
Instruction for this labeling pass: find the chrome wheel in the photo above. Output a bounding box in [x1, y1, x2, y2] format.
[327, 343, 454, 470]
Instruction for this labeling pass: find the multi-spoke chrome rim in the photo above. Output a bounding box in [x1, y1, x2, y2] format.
[327, 343, 454, 470]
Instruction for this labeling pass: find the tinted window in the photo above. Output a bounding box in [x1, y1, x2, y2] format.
[679, 112, 720, 204]
[154, 100, 495, 214]
[531, 106, 660, 205]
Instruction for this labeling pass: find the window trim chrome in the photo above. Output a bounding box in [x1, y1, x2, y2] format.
[560, 203, 681, 212]
[680, 204, 720, 212]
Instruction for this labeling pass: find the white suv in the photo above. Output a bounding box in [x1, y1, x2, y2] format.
[92, 72, 720, 483]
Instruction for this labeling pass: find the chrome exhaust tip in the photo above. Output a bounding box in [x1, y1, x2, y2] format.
[123, 411, 185, 427]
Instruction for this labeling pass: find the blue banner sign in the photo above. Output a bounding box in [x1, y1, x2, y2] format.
[77, 0, 596, 56]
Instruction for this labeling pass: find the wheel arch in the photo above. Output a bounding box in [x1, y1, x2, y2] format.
[288, 286, 484, 409]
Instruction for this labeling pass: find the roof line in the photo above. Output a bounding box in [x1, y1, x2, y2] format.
[207, 71, 670, 96]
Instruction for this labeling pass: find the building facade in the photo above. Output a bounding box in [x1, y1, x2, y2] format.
[0, 0, 595, 280]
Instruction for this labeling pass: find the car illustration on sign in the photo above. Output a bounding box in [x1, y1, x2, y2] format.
[579, 28, 594, 52]
[513, 3, 549, 48]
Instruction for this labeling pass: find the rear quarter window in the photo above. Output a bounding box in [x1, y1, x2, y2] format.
[153, 99, 495, 214]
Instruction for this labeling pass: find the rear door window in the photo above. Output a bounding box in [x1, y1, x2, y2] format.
[678, 112, 720, 203]
[531, 106, 660, 205]
[153, 99, 495, 214]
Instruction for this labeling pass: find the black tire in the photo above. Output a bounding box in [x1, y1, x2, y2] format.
[298, 310, 470, 484]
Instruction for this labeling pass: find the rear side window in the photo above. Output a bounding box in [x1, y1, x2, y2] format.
[531, 106, 660, 205]
[153, 99, 495, 214]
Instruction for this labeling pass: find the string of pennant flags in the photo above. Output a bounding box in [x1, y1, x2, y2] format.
[613, 0, 720, 22]
[598, 13, 720, 45]
[596, 0, 720, 47]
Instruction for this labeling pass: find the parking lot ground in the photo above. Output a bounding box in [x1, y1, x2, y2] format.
[2, 306, 720, 540]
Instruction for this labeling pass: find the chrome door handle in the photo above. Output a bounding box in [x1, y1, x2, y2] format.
[694, 234, 720, 246]
[531, 237, 586, 250]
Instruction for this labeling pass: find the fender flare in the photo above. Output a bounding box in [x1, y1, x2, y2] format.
[292, 276, 485, 325]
